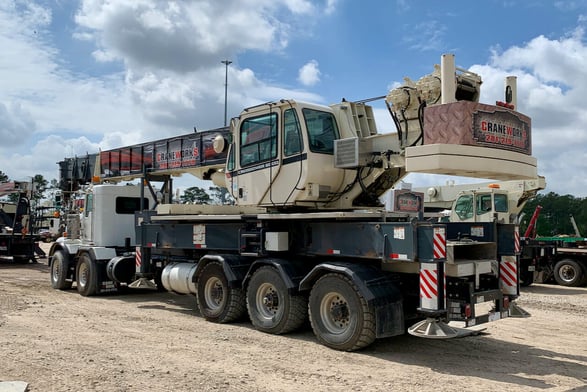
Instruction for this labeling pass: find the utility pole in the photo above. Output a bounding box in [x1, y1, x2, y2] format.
[221, 60, 232, 127]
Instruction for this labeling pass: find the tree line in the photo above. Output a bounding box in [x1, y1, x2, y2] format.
[520, 192, 587, 238]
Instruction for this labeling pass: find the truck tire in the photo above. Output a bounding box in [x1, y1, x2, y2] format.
[196, 262, 245, 323]
[246, 266, 307, 334]
[553, 259, 585, 287]
[51, 251, 72, 290]
[308, 273, 375, 351]
[519, 259, 534, 287]
[76, 253, 99, 296]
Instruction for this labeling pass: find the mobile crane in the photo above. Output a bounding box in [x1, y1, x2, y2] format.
[412, 177, 546, 224]
[48, 54, 537, 351]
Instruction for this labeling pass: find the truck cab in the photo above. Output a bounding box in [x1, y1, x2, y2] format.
[75, 184, 152, 247]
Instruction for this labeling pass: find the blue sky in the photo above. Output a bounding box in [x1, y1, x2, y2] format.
[1, 0, 587, 197]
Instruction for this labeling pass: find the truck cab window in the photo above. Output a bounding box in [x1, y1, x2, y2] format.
[477, 194, 492, 215]
[455, 194, 473, 220]
[494, 194, 508, 212]
[284, 109, 303, 156]
[302, 109, 339, 154]
[240, 113, 278, 167]
[85, 194, 93, 218]
[115, 197, 149, 214]
[226, 143, 235, 172]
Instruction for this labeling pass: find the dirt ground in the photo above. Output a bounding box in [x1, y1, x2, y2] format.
[1, 243, 586, 392]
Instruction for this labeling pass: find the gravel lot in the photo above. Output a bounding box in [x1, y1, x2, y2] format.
[0, 243, 586, 392]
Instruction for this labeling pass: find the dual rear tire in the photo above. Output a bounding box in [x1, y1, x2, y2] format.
[196, 263, 374, 350]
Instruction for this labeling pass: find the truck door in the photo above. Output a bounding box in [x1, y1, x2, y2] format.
[234, 111, 280, 205]
[82, 193, 93, 242]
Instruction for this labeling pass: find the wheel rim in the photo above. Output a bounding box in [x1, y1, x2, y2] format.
[78, 261, 88, 289]
[255, 282, 281, 320]
[52, 261, 61, 283]
[319, 291, 351, 334]
[559, 265, 576, 282]
[204, 277, 225, 314]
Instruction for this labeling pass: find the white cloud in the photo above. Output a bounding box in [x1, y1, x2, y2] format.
[298, 60, 321, 86]
[74, 0, 289, 72]
[466, 27, 587, 197]
[0, 0, 327, 184]
[0, 102, 36, 146]
[325, 0, 340, 14]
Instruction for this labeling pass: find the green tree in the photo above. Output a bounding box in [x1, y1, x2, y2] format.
[520, 192, 587, 237]
[209, 186, 234, 205]
[180, 187, 211, 204]
[32, 174, 49, 207]
[0, 171, 8, 182]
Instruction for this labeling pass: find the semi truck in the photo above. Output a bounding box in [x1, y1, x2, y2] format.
[48, 54, 537, 351]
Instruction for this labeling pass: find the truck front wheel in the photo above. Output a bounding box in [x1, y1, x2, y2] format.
[246, 266, 307, 334]
[51, 251, 72, 290]
[554, 259, 585, 287]
[196, 262, 245, 323]
[308, 273, 375, 351]
[76, 253, 99, 296]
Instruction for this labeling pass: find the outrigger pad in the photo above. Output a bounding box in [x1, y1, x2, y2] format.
[509, 303, 531, 318]
[128, 278, 157, 289]
[408, 318, 459, 339]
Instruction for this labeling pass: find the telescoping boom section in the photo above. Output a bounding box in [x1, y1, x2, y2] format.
[49, 54, 534, 351]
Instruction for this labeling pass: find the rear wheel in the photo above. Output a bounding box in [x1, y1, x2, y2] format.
[246, 266, 307, 334]
[308, 273, 375, 351]
[519, 259, 534, 287]
[51, 251, 72, 290]
[554, 259, 584, 287]
[196, 262, 245, 323]
[76, 253, 99, 296]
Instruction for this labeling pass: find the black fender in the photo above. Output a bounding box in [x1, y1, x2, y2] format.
[242, 258, 310, 295]
[194, 254, 253, 288]
[299, 262, 405, 338]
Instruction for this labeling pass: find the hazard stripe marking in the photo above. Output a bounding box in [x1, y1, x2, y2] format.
[135, 247, 141, 267]
[500, 261, 517, 286]
[420, 268, 438, 299]
[433, 227, 446, 259]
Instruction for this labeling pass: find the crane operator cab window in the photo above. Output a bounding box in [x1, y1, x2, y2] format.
[476, 193, 508, 215]
[454, 194, 474, 220]
[240, 112, 278, 167]
[493, 194, 508, 213]
[477, 194, 493, 215]
[284, 109, 303, 156]
[303, 109, 339, 154]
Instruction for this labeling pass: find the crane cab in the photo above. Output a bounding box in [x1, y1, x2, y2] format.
[224, 101, 355, 210]
[450, 185, 511, 223]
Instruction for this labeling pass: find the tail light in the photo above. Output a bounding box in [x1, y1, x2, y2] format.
[463, 304, 472, 319]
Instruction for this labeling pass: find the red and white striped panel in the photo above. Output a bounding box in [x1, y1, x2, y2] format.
[419, 263, 445, 311]
[499, 255, 518, 295]
[433, 227, 446, 260]
[135, 246, 142, 272]
[514, 226, 520, 254]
